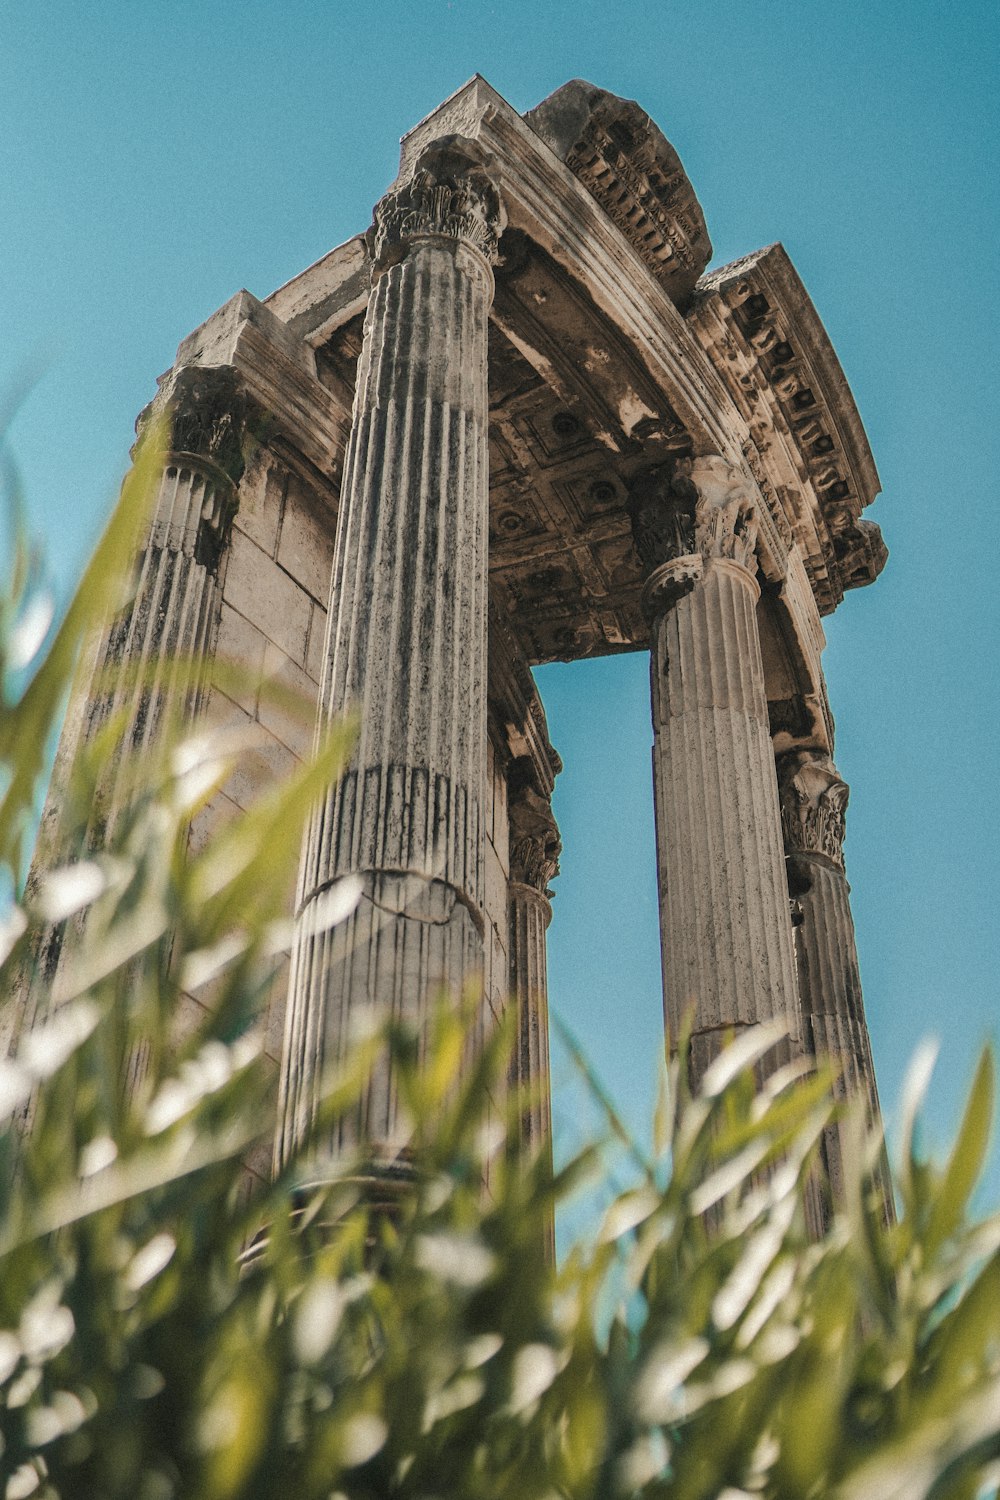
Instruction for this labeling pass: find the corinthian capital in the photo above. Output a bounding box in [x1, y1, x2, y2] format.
[137, 365, 249, 487]
[628, 453, 760, 577]
[509, 785, 561, 896]
[134, 365, 252, 570]
[690, 455, 759, 570]
[779, 754, 849, 867]
[369, 136, 505, 274]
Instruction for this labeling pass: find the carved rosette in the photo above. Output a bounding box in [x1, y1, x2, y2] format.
[368, 136, 505, 276]
[779, 755, 849, 869]
[632, 453, 761, 620]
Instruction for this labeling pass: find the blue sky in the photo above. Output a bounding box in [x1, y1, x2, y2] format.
[3, 0, 998, 1210]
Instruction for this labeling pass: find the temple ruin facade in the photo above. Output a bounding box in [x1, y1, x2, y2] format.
[26, 78, 888, 1215]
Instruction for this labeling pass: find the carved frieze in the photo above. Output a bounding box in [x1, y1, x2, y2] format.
[690, 245, 887, 615]
[566, 125, 701, 281]
[779, 755, 849, 867]
[369, 136, 505, 273]
[741, 434, 791, 581]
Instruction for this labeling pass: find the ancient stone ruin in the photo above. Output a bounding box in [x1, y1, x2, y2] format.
[25, 78, 889, 1222]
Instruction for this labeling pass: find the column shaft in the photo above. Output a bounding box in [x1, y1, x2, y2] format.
[94, 455, 234, 794]
[651, 556, 801, 1081]
[278, 143, 502, 1164]
[631, 454, 802, 1090]
[10, 367, 244, 1065]
[508, 883, 553, 1160]
[780, 755, 891, 1217]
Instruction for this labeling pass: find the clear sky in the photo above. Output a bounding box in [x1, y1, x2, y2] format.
[3, 0, 998, 1211]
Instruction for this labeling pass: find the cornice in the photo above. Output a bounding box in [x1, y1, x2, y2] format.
[523, 79, 712, 308]
[688, 243, 886, 616]
[263, 235, 370, 345]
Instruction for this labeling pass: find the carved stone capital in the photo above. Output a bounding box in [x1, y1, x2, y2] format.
[368, 136, 505, 275]
[779, 754, 849, 867]
[626, 455, 698, 572]
[628, 452, 760, 592]
[135, 366, 251, 572]
[640, 553, 703, 621]
[138, 365, 249, 488]
[690, 455, 759, 571]
[509, 784, 561, 896]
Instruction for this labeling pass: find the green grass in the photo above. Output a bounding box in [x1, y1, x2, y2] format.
[1, 417, 998, 1499]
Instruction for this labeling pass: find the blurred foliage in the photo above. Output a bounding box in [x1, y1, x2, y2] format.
[1, 419, 998, 1500]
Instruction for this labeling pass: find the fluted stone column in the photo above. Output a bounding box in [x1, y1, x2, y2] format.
[507, 787, 560, 1164]
[780, 754, 890, 1214]
[10, 367, 245, 1063]
[92, 369, 245, 803]
[633, 455, 802, 1088]
[277, 139, 505, 1165]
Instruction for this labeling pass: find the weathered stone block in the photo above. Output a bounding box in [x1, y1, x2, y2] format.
[258, 641, 318, 758]
[277, 477, 336, 604]
[170, 991, 210, 1051]
[221, 723, 299, 812]
[262, 955, 291, 1066]
[187, 789, 241, 858]
[234, 448, 283, 557]
[490, 759, 509, 876]
[223, 530, 312, 667]
[485, 841, 509, 944]
[306, 603, 328, 684]
[214, 601, 266, 715]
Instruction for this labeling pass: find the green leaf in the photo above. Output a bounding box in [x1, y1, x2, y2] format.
[925, 1047, 994, 1254]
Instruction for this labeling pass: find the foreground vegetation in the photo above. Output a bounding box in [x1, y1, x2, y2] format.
[1, 425, 998, 1499]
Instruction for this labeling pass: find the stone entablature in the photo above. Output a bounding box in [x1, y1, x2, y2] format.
[689, 244, 886, 616]
[171, 290, 347, 495]
[251, 85, 884, 692]
[524, 79, 712, 308]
